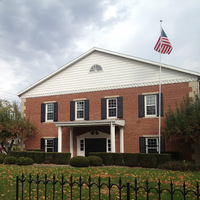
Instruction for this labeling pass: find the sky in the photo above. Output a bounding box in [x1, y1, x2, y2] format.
[0, 0, 200, 103]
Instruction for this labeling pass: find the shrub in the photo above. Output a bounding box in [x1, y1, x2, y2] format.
[4, 156, 16, 164]
[158, 160, 199, 171]
[88, 156, 103, 166]
[26, 151, 35, 161]
[139, 154, 158, 168]
[158, 154, 172, 165]
[10, 151, 27, 158]
[44, 152, 55, 164]
[101, 153, 114, 165]
[0, 156, 4, 164]
[34, 152, 45, 164]
[70, 156, 89, 167]
[123, 153, 139, 167]
[16, 157, 34, 165]
[54, 153, 71, 165]
[113, 153, 124, 166]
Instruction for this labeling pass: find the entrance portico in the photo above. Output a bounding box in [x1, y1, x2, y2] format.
[56, 120, 125, 157]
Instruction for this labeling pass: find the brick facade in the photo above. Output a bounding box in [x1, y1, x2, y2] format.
[23, 81, 194, 159]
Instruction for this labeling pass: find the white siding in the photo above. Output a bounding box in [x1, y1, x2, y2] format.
[21, 51, 198, 98]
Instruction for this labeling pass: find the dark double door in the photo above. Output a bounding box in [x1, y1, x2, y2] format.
[85, 138, 106, 157]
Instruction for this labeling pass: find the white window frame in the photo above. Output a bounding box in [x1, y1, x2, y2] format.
[107, 98, 117, 119]
[107, 139, 111, 152]
[46, 103, 54, 122]
[145, 137, 158, 153]
[80, 139, 84, 152]
[75, 101, 85, 120]
[45, 138, 54, 152]
[145, 95, 157, 117]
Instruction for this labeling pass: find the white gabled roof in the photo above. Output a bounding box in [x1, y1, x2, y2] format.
[18, 47, 200, 97]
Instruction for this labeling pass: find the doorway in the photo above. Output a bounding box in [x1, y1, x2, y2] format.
[85, 138, 106, 157]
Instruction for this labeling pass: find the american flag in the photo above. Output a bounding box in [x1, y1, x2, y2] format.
[154, 29, 173, 54]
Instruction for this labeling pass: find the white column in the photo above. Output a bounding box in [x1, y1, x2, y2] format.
[70, 128, 74, 157]
[58, 126, 62, 152]
[110, 123, 116, 152]
[120, 127, 124, 153]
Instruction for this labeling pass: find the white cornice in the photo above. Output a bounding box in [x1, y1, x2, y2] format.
[20, 78, 197, 99]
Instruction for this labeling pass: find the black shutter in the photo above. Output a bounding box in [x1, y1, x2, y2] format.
[139, 137, 146, 153]
[54, 102, 58, 122]
[54, 138, 58, 152]
[138, 95, 145, 118]
[161, 137, 165, 153]
[84, 100, 89, 120]
[117, 97, 123, 118]
[70, 101, 75, 121]
[41, 104, 45, 123]
[101, 98, 107, 119]
[156, 93, 163, 117]
[41, 138, 45, 151]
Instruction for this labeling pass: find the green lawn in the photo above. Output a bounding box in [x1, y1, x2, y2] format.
[0, 164, 200, 199]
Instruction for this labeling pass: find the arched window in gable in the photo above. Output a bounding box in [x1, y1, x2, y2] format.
[90, 64, 103, 72]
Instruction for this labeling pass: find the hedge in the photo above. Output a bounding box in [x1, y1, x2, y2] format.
[16, 157, 34, 165]
[123, 153, 139, 167]
[34, 151, 45, 164]
[89, 152, 172, 168]
[9, 151, 71, 164]
[70, 156, 89, 167]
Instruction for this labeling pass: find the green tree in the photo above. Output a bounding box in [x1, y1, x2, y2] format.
[0, 100, 37, 154]
[162, 95, 200, 142]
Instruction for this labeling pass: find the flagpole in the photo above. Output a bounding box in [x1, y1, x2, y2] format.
[158, 20, 162, 154]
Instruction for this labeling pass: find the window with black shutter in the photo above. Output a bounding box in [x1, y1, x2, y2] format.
[40, 138, 58, 152]
[101, 97, 123, 119]
[41, 102, 58, 123]
[70, 100, 89, 121]
[138, 94, 163, 118]
[139, 136, 165, 153]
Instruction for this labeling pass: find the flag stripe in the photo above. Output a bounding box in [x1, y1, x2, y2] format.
[154, 28, 173, 54]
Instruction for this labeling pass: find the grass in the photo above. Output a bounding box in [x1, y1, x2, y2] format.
[0, 164, 200, 199]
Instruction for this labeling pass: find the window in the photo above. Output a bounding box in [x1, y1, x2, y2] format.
[107, 98, 117, 118]
[46, 139, 54, 152]
[107, 139, 111, 152]
[139, 137, 165, 153]
[146, 138, 158, 153]
[80, 140, 84, 151]
[41, 102, 58, 123]
[41, 138, 58, 152]
[46, 104, 54, 121]
[145, 95, 156, 116]
[70, 100, 89, 121]
[138, 93, 163, 118]
[90, 64, 103, 72]
[76, 101, 85, 120]
[101, 97, 123, 119]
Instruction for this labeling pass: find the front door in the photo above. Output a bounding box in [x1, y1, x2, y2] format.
[85, 138, 106, 157]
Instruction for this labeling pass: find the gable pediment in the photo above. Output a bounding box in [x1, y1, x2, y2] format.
[18, 48, 200, 98]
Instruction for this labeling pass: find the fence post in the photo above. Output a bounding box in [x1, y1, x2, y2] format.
[16, 176, 19, 200]
[127, 182, 130, 200]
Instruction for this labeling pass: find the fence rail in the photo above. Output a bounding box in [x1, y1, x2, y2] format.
[16, 173, 200, 200]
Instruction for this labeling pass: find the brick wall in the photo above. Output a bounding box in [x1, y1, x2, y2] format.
[23, 81, 193, 159]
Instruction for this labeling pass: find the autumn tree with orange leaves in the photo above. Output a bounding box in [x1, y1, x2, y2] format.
[0, 100, 37, 154]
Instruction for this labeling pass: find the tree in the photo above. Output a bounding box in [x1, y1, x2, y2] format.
[0, 100, 37, 154]
[162, 95, 200, 142]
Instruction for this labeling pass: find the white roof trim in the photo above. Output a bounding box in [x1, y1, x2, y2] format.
[18, 47, 200, 97]
[55, 119, 125, 127]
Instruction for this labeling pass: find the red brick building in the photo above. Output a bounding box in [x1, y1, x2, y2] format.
[18, 48, 200, 162]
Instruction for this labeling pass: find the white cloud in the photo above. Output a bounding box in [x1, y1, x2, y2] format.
[0, 0, 199, 101]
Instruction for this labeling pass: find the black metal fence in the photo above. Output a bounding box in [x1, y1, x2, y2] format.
[16, 173, 200, 200]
